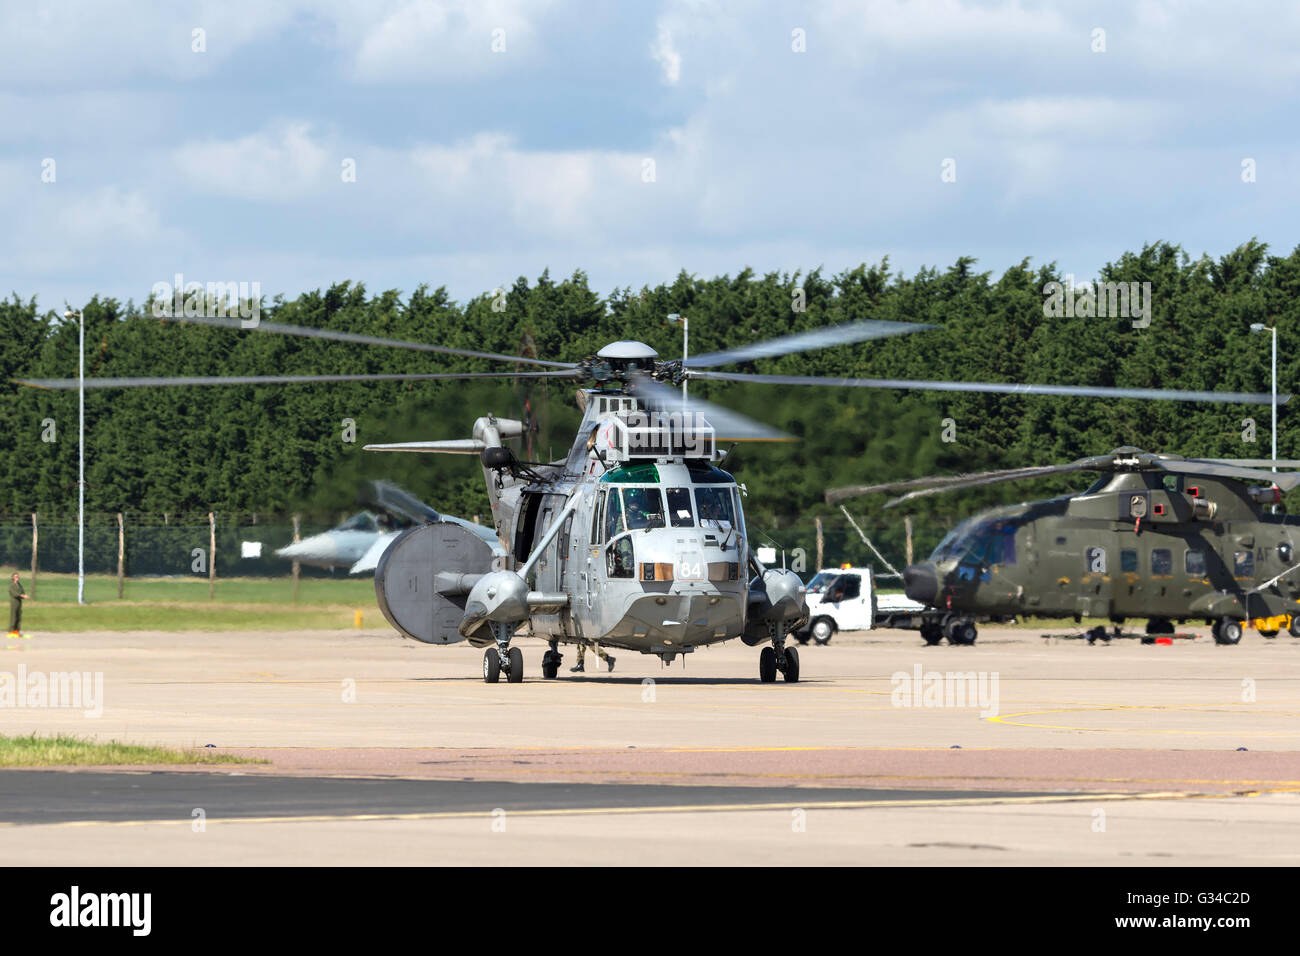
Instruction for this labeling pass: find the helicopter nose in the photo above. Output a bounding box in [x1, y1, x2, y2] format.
[903, 562, 939, 605]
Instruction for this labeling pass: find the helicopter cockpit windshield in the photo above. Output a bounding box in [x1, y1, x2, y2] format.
[929, 517, 1019, 571]
[695, 487, 735, 531]
[621, 487, 666, 530]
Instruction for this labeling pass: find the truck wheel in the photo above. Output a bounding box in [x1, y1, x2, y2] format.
[793, 630, 811, 645]
[811, 618, 835, 645]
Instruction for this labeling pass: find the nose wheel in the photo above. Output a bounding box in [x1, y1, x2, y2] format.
[483, 623, 524, 683]
[759, 631, 800, 682]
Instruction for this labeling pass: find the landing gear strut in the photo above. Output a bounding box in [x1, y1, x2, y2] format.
[483, 623, 524, 683]
[758, 625, 800, 683]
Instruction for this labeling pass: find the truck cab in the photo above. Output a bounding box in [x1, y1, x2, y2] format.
[797, 566, 875, 644]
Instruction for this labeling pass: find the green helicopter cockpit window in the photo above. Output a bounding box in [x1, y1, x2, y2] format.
[932, 518, 1018, 566]
[622, 487, 666, 530]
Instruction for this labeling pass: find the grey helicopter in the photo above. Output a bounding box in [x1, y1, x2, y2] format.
[18, 311, 1282, 683]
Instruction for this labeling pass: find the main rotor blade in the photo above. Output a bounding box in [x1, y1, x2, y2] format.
[825, 466, 1054, 505]
[881, 463, 1097, 508]
[684, 320, 933, 368]
[627, 373, 791, 442]
[1190, 458, 1300, 468]
[1157, 459, 1300, 490]
[15, 370, 580, 390]
[690, 371, 1286, 406]
[154, 315, 577, 369]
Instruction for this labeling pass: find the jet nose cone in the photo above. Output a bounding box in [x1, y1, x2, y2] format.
[903, 562, 939, 605]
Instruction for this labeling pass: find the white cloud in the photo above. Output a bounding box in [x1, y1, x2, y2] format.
[172, 123, 332, 201]
[651, 23, 682, 85]
[350, 0, 549, 81]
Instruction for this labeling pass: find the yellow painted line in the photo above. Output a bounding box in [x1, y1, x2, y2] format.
[0, 790, 1206, 829]
[988, 705, 1300, 735]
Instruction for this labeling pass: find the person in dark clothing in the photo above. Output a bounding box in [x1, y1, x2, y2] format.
[9, 573, 29, 636]
[570, 641, 615, 673]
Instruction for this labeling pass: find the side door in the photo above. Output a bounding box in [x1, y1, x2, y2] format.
[586, 488, 607, 609]
[1080, 532, 1116, 618]
[824, 574, 864, 629]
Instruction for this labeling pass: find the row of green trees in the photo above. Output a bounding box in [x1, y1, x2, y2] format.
[1, 240, 1294, 570]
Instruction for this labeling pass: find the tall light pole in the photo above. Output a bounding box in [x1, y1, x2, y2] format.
[1250, 322, 1278, 476]
[64, 309, 85, 605]
[667, 313, 687, 406]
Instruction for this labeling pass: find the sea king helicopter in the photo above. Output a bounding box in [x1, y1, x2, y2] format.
[828, 449, 1300, 646]
[19, 311, 1283, 681]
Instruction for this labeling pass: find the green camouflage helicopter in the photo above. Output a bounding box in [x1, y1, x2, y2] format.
[829, 449, 1300, 646]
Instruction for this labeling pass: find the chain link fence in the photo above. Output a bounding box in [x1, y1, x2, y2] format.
[0, 509, 963, 583]
[0, 512, 345, 578]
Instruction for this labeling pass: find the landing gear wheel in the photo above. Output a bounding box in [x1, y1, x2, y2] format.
[1214, 619, 1243, 645]
[811, 618, 835, 646]
[782, 645, 800, 682]
[506, 646, 524, 683]
[945, 618, 978, 645]
[483, 649, 501, 683]
[541, 649, 560, 679]
[1260, 629, 1279, 639]
[759, 646, 777, 683]
[921, 623, 943, 646]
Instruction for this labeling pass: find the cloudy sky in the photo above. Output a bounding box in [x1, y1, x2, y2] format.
[2, 0, 1298, 311]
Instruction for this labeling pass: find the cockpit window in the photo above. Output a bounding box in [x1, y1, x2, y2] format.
[929, 518, 1018, 565]
[695, 487, 735, 529]
[666, 487, 694, 527]
[336, 513, 379, 532]
[605, 491, 624, 539]
[622, 487, 666, 530]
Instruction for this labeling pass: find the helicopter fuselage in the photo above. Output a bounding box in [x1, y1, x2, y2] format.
[902, 470, 1300, 631]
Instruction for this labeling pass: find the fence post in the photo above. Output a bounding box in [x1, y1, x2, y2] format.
[209, 511, 216, 599]
[904, 515, 914, 567]
[30, 513, 37, 599]
[815, 515, 824, 572]
[117, 512, 125, 598]
[291, 513, 301, 604]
